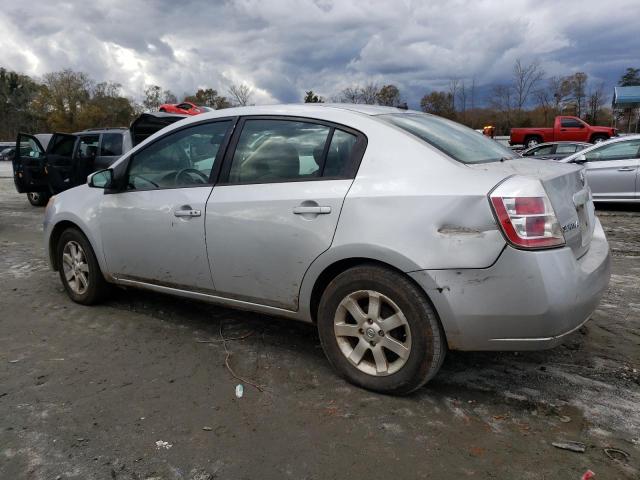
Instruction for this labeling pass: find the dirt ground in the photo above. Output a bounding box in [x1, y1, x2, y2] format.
[1, 166, 639, 479]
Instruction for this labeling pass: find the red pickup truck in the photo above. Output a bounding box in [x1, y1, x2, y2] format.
[510, 116, 617, 148]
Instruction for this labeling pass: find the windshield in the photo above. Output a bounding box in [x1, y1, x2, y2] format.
[378, 113, 518, 164]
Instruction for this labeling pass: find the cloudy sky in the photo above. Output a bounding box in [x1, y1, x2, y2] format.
[1, 0, 638, 107]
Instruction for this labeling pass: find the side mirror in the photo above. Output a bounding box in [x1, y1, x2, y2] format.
[88, 169, 113, 188]
[572, 153, 587, 164]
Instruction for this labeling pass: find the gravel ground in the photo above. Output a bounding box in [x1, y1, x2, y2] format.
[1, 165, 639, 479]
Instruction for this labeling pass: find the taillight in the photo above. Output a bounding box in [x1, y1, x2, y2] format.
[489, 176, 565, 249]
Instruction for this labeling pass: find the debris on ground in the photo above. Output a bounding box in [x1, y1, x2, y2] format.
[581, 470, 595, 480]
[202, 426, 212, 431]
[603, 448, 630, 461]
[155, 440, 172, 450]
[235, 384, 244, 398]
[552, 441, 586, 453]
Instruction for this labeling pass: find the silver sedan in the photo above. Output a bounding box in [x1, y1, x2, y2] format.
[43, 104, 611, 394]
[561, 135, 640, 202]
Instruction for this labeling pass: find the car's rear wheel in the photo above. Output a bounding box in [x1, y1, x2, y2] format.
[27, 192, 49, 206]
[591, 135, 608, 144]
[317, 265, 446, 395]
[57, 228, 110, 305]
[159, 108, 166, 112]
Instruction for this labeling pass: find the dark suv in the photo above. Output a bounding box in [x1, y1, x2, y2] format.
[13, 113, 185, 205]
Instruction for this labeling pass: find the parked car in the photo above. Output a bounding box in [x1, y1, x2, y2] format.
[13, 113, 185, 206]
[521, 141, 591, 161]
[43, 104, 610, 394]
[560, 135, 640, 202]
[0, 146, 15, 161]
[158, 101, 208, 115]
[510, 116, 617, 148]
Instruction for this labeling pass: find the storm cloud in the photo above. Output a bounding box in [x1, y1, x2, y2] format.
[1, 0, 638, 106]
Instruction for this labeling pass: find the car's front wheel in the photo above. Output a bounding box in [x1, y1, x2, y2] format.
[317, 265, 446, 395]
[57, 228, 110, 305]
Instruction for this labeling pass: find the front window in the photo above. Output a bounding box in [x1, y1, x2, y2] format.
[127, 120, 231, 190]
[561, 118, 583, 128]
[78, 135, 99, 159]
[556, 143, 580, 154]
[584, 139, 640, 162]
[378, 113, 517, 164]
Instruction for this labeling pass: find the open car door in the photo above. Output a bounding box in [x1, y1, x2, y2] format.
[44, 133, 81, 194]
[12, 134, 48, 193]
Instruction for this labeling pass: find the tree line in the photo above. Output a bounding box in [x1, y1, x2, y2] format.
[307, 62, 640, 134]
[0, 67, 255, 139]
[1, 62, 638, 140]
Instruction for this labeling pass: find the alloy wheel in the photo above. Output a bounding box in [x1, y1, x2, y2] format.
[333, 290, 412, 376]
[62, 241, 90, 295]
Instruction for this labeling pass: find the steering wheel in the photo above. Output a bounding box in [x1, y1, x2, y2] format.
[174, 168, 209, 185]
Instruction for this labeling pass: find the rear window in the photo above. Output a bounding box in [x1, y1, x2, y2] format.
[101, 133, 124, 156]
[378, 113, 517, 164]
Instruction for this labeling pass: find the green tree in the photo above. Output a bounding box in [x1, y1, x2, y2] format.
[184, 88, 231, 109]
[619, 67, 640, 86]
[376, 84, 401, 107]
[304, 90, 324, 103]
[38, 69, 92, 131]
[0, 67, 45, 138]
[420, 91, 455, 119]
[78, 82, 135, 129]
[143, 85, 162, 111]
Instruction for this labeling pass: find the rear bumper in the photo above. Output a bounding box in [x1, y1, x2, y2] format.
[409, 217, 611, 351]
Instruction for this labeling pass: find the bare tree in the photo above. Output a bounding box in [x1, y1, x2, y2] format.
[512, 59, 545, 113]
[457, 80, 467, 122]
[534, 87, 553, 125]
[227, 83, 253, 106]
[548, 76, 570, 112]
[586, 82, 606, 124]
[448, 78, 460, 112]
[359, 83, 379, 104]
[339, 87, 361, 103]
[490, 84, 514, 131]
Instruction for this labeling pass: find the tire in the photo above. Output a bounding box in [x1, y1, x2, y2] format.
[56, 228, 111, 305]
[525, 136, 541, 148]
[591, 135, 608, 144]
[317, 264, 446, 395]
[27, 192, 49, 206]
[159, 108, 166, 112]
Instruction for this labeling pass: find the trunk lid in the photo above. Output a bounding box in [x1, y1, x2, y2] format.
[470, 158, 595, 258]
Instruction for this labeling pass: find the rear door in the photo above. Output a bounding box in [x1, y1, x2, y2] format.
[582, 139, 640, 201]
[96, 132, 126, 170]
[205, 117, 366, 310]
[12, 134, 48, 193]
[45, 133, 79, 193]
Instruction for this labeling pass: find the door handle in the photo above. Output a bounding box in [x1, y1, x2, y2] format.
[174, 208, 201, 217]
[617, 167, 635, 172]
[293, 205, 331, 215]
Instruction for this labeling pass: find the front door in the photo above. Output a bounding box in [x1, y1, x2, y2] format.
[559, 118, 587, 142]
[100, 119, 234, 290]
[206, 118, 365, 310]
[12, 134, 48, 193]
[582, 139, 640, 201]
